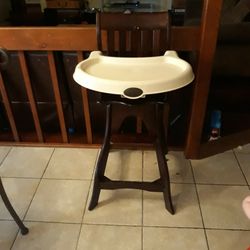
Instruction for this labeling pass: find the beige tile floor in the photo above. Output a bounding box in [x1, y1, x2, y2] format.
[0, 146, 249, 250]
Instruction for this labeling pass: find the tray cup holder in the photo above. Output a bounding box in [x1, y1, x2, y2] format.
[123, 87, 144, 99]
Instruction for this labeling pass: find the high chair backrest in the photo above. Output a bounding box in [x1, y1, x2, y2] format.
[96, 11, 171, 57]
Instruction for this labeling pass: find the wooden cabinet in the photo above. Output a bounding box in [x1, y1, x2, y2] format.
[46, 0, 80, 9]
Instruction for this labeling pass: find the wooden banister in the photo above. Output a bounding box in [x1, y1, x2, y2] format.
[0, 2, 223, 156]
[77, 51, 93, 144]
[47, 51, 68, 143]
[0, 26, 199, 51]
[0, 72, 20, 142]
[0, 26, 97, 51]
[18, 51, 44, 142]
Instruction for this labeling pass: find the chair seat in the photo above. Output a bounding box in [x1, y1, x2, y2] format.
[73, 51, 194, 99]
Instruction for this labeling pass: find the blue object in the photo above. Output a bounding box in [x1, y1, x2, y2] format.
[210, 110, 221, 129]
[68, 127, 75, 134]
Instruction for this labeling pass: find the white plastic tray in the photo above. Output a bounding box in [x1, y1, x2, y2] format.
[73, 50, 194, 99]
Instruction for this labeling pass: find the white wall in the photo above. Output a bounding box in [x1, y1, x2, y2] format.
[0, 0, 11, 23]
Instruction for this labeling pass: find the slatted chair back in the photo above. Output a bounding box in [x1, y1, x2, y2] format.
[96, 11, 171, 57]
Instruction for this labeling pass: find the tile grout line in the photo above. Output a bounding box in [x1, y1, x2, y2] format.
[21, 219, 143, 227]
[23, 148, 56, 219]
[0, 146, 13, 167]
[3, 175, 248, 186]
[190, 182, 248, 187]
[232, 150, 250, 187]
[141, 150, 144, 250]
[74, 149, 100, 250]
[189, 159, 210, 250]
[8, 218, 250, 231]
[10, 147, 56, 250]
[0, 176, 93, 181]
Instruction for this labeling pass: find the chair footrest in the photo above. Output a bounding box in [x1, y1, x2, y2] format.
[99, 176, 163, 192]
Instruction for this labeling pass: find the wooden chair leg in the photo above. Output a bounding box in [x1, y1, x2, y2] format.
[88, 102, 174, 214]
[0, 178, 29, 235]
[155, 104, 174, 214]
[88, 104, 112, 210]
[155, 138, 174, 214]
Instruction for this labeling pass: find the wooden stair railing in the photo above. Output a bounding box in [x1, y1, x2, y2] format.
[77, 51, 93, 144]
[0, 67, 20, 142]
[0, 25, 199, 148]
[47, 51, 69, 143]
[18, 51, 44, 142]
[0, 0, 226, 159]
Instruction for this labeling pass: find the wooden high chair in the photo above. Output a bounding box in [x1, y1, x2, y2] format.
[88, 11, 175, 214]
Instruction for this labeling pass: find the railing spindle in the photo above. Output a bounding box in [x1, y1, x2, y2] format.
[47, 51, 68, 143]
[0, 72, 20, 141]
[18, 51, 44, 142]
[152, 30, 160, 56]
[77, 51, 93, 143]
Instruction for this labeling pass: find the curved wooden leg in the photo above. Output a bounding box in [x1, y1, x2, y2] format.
[88, 104, 112, 210]
[0, 178, 29, 235]
[155, 138, 174, 214]
[155, 104, 174, 214]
